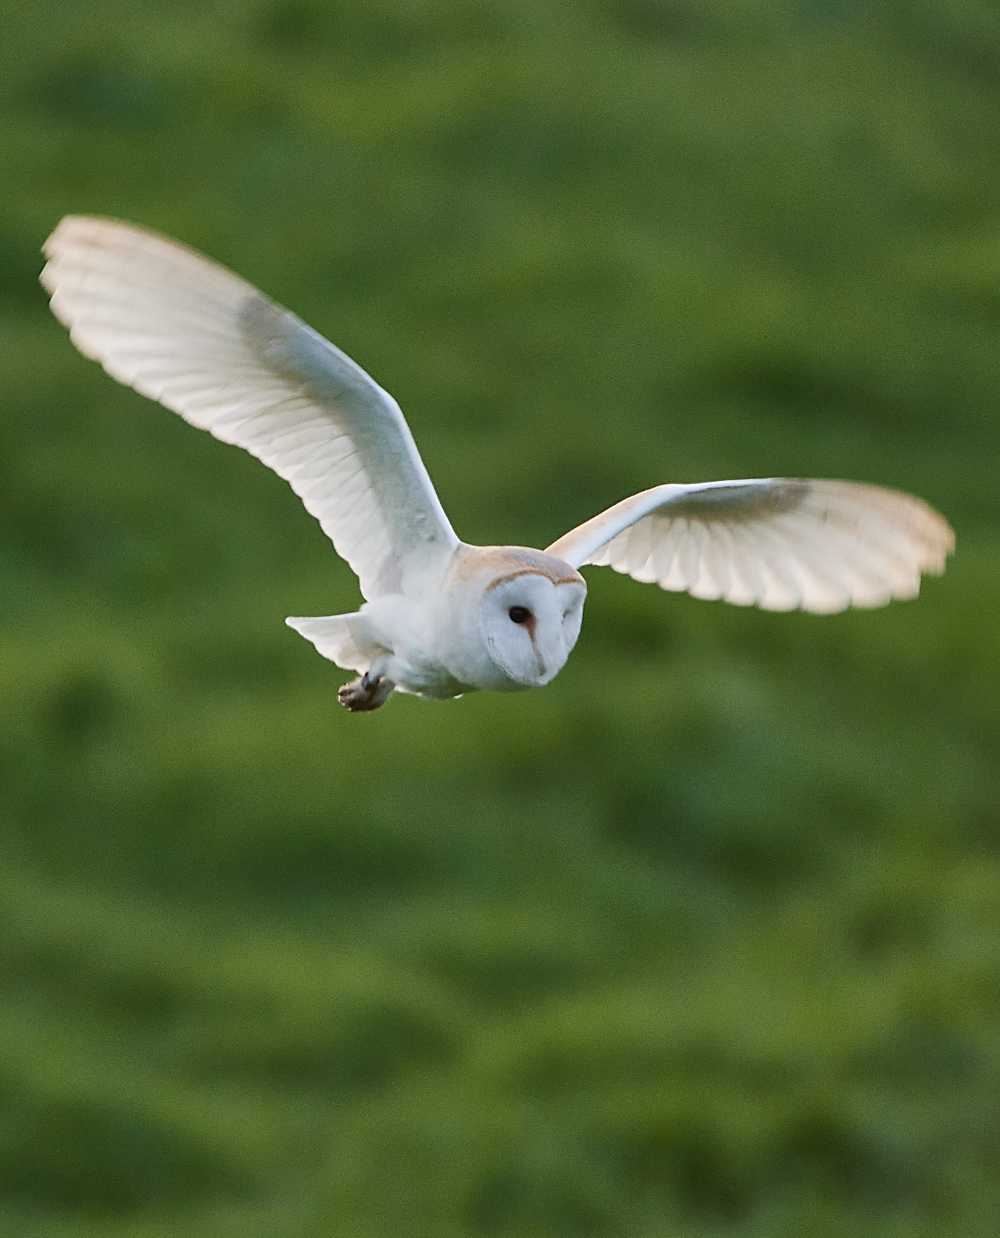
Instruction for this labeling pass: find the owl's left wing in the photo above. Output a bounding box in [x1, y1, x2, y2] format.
[545, 478, 953, 613]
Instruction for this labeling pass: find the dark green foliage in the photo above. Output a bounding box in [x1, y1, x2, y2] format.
[3, 0, 1000, 1233]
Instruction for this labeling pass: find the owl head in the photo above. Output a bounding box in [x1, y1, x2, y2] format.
[440, 546, 587, 691]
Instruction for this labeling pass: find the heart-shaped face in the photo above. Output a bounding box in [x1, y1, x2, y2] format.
[479, 570, 587, 687]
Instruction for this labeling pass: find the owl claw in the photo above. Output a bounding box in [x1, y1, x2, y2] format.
[338, 672, 394, 711]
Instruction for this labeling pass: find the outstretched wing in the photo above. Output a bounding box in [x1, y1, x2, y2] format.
[546, 478, 953, 614]
[41, 216, 459, 600]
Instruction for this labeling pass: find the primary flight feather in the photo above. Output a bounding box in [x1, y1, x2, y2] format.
[41, 217, 954, 710]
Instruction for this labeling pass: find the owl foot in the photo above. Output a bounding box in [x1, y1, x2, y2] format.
[338, 670, 394, 712]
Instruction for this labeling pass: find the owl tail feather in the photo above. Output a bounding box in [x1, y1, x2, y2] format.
[286, 612, 388, 674]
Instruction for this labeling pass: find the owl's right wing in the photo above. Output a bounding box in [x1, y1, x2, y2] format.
[41, 216, 459, 601]
[545, 477, 953, 613]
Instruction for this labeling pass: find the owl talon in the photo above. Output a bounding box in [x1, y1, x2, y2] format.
[338, 672, 394, 711]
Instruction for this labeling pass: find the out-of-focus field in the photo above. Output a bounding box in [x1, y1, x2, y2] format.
[2, 2, 1000, 1234]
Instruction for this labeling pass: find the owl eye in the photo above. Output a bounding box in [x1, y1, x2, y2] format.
[508, 606, 531, 624]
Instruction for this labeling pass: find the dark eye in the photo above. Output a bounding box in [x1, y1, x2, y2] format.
[508, 606, 531, 624]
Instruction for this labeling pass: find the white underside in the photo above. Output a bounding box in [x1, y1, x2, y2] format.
[286, 604, 479, 700]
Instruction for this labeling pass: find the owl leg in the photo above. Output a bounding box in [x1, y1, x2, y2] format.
[338, 657, 395, 712]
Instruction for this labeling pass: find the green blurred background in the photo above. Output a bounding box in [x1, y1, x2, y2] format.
[2, 0, 999, 1234]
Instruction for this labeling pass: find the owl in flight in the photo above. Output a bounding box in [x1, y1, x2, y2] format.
[41, 218, 953, 711]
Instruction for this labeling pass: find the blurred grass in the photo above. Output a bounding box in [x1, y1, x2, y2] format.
[3, 0, 1000, 1234]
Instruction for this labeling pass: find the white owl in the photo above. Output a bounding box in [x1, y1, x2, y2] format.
[41, 218, 953, 711]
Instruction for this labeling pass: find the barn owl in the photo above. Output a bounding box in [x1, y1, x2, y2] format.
[41, 217, 954, 711]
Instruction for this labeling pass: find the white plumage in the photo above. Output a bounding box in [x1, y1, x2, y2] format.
[41, 217, 954, 710]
